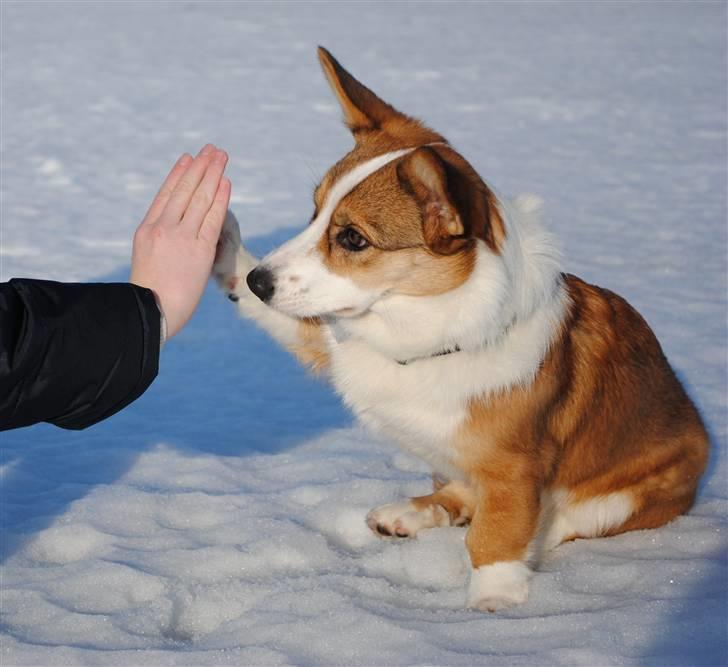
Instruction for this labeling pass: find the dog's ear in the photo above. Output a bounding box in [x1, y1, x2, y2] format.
[397, 147, 470, 255]
[398, 147, 504, 255]
[318, 47, 405, 136]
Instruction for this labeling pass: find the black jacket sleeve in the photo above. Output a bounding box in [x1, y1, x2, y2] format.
[0, 279, 161, 431]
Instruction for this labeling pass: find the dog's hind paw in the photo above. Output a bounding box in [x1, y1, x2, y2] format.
[366, 501, 450, 538]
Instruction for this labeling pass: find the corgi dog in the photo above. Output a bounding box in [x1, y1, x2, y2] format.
[213, 48, 709, 611]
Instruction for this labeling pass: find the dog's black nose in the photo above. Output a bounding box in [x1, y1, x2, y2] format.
[246, 266, 275, 303]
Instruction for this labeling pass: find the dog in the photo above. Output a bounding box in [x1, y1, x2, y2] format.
[213, 47, 709, 611]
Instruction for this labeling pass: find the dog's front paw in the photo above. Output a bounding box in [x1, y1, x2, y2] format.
[366, 501, 450, 538]
[468, 561, 532, 612]
[213, 211, 257, 302]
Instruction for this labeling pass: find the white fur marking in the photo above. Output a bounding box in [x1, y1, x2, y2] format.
[540, 489, 634, 552]
[468, 561, 532, 611]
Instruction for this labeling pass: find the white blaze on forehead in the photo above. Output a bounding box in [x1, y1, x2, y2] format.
[263, 145, 434, 267]
[315, 147, 419, 229]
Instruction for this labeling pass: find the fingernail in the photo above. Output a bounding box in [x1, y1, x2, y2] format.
[179, 153, 193, 166]
[213, 150, 228, 164]
[200, 144, 215, 156]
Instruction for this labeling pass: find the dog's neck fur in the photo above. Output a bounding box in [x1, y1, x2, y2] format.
[331, 193, 565, 366]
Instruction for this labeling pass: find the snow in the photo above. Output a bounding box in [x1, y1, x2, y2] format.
[1, 1, 726, 665]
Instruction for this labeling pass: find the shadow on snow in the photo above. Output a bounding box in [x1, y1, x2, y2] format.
[0, 226, 349, 561]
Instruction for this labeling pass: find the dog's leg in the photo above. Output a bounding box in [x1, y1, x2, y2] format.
[465, 460, 540, 612]
[213, 212, 330, 372]
[366, 480, 476, 538]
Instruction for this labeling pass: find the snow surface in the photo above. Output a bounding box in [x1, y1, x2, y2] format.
[1, 1, 727, 665]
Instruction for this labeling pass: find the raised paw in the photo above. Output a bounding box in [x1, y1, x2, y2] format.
[366, 501, 450, 539]
[468, 561, 532, 612]
[212, 211, 257, 302]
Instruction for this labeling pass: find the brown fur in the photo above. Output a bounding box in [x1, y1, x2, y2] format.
[291, 318, 329, 374]
[443, 275, 709, 567]
[411, 480, 477, 526]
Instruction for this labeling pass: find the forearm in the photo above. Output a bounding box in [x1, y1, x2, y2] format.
[0, 279, 161, 431]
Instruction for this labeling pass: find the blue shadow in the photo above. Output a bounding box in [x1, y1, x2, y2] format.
[639, 547, 728, 666]
[0, 225, 350, 560]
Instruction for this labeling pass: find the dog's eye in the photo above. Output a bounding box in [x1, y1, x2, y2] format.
[337, 226, 369, 252]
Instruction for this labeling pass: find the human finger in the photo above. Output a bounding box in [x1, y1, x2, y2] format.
[198, 177, 232, 245]
[180, 149, 228, 235]
[158, 144, 217, 227]
[140, 153, 193, 226]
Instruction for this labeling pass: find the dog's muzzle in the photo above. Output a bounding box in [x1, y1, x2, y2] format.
[246, 266, 275, 303]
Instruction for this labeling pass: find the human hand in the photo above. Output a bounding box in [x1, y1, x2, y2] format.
[130, 144, 231, 340]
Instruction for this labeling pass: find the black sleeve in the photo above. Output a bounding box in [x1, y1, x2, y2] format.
[0, 279, 161, 431]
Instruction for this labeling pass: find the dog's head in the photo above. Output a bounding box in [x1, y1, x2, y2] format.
[246, 47, 509, 322]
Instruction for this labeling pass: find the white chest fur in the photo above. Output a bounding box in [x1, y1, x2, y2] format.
[329, 339, 469, 477]
[326, 281, 568, 479]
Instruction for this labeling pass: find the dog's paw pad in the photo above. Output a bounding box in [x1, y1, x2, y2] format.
[375, 524, 393, 537]
[222, 274, 243, 302]
[226, 276, 240, 291]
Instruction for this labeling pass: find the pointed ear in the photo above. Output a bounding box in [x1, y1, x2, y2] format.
[318, 46, 404, 135]
[397, 147, 469, 255]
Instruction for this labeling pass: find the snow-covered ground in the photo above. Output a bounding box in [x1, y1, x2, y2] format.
[1, 1, 726, 665]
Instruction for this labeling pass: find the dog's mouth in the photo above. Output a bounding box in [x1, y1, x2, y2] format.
[258, 289, 370, 321]
[286, 303, 368, 321]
